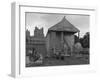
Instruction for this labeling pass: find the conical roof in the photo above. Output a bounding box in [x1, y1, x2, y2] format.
[48, 16, 80, 33]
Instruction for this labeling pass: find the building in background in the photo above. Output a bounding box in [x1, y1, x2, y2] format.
[26, 27, 46, 57]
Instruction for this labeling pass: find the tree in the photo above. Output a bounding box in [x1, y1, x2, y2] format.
[80, 32, 90, 48]
[74, 35, 80, 44]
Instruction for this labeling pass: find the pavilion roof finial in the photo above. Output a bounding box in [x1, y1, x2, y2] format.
[64, 16, 66, 18]
[62, 16, 66, 21]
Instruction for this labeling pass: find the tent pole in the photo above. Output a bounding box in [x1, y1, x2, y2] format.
[78, 32, 80, 39]
[61, 32, 64, 49]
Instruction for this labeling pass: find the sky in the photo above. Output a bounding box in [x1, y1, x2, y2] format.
[25, 12, 89, 37]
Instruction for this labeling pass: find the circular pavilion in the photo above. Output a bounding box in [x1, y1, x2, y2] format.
[46, 16, 80, 56]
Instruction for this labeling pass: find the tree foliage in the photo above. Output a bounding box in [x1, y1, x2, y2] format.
[74, 32, 90, 48]
[74, 35, 80, 44]
[80, 32, 90, 48]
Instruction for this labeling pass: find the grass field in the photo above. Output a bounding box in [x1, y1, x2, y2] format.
[26, 54, 89, 67]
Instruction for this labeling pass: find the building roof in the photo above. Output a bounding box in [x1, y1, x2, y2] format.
[48, 16, 80, 33]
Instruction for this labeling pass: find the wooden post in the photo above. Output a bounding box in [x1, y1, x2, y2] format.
[61, 32, 64, 49]
[78, 32, 80, 39]
[52, 32, 57, 54]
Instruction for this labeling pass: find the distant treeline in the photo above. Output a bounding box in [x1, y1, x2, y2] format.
[75, 32, 89, 48]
